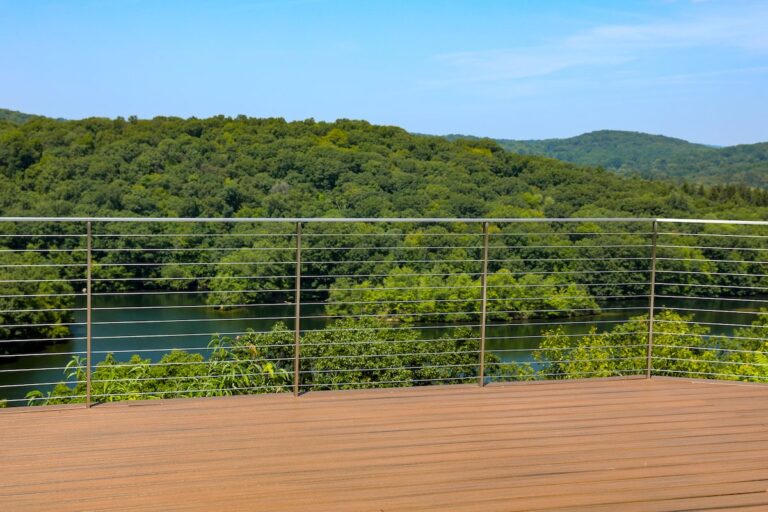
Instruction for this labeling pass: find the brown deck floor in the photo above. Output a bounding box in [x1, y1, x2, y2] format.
[2, 377, 768, 511]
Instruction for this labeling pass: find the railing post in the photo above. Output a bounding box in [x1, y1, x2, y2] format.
[85, 221, 93, 408]
[646, 219, 658, 379]
[478, 221, 489, 386]
[293, 222, 302, 396]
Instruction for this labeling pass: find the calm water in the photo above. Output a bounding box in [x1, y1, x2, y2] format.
[1, 294, 762, 404]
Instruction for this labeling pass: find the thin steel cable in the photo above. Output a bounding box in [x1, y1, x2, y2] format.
[654, 306, 768, 316]
[656, 257, 768, 266]
[492, 344, 647, 352]
[654, 319, 768, 329]
[0, 321, 86, 329]
[297, 376, 476, 388]
[0, 365, 83, 374]
[484, 356, 646, 365]
[490, 369, 645, 378]
[88, 337, 479, 354]
[0, 307, 86, 314]
[85, 294, 647, 313]
[653, 344, 768, 356]
[655, 294, 768, 305]
[652, 369, 768, 379]
[299, 318, 634, 334]
[653, 332, 768, 342]
[656, 282, 768, 292]
[658, 244, 768, 252]
[485, 331, 648, 341]
[0, 379, 86, 389]
[0, 336, 87, 345]
[0, 350, 87, 358]
[659, 232, 768, 239]
[656, 269, 768, 278]
[90, 385, 289, 399]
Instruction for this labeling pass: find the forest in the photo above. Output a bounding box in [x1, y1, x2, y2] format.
[3, 115, 768, 220]
[2, 113, 768, 405]
[448, 130, 768, 190]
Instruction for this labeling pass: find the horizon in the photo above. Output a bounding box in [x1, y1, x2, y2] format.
[2, 0, 767, 146]
[3, 106, 752, 147]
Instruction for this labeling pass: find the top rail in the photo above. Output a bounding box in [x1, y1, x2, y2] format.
[0, 216, 657, 224]
[0, 216, 766, 226]
[657, 218, 768, 226]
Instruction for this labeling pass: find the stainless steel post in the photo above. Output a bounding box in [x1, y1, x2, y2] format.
[479, 222, 489, 386]
[646, 220, 658, 379]
[294, 222, 302, 396]
[85, 221, 93, 407]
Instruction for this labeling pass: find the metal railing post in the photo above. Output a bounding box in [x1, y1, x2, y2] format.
[85, 221, 93, 407]
[646, 219, 658, 379]
[478, 222, 490, 386]
[294, 222, 302, 396]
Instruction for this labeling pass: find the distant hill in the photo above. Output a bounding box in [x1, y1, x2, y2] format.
[446, 130, 768, 189]
[0, 108, 66, 124]
[0, 108, 41, 124]
[4, 108, 767, 190]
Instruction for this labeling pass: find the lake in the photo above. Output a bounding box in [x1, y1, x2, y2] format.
[1, 293, 763, 404]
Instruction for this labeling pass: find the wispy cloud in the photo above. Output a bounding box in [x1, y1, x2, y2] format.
[434, 48, 629, 84]
[566, 10, 768, 51]
[433, 2, 768, 86]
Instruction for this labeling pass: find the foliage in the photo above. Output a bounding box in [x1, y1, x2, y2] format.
[0, 251, 77, 355]
[26, 336, 292, 405]
[449, 130, 768, 190]
[0, 108, 48, 124]
[530, 309, 766, 382]
[1, 116, 762, 220]
[327, 267, 599, 323]
[27, 317, 500, 404]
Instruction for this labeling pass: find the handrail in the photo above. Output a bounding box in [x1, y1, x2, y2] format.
[3, 216, 768, 409]
[0, 216, 766, 225]
[0, 216, 656, 223]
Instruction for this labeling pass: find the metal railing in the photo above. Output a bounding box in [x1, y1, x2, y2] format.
[2, 216, 768, 408]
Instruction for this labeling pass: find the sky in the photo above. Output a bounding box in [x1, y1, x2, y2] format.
[1, 0, 767, 145]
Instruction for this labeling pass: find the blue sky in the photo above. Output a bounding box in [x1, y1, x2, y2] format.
[1, 0, 767, 145]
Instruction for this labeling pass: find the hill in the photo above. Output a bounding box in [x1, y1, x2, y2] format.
[0, 115, 766, 221]
[447, 130, 768, 189]
[0, 108, 51, 124]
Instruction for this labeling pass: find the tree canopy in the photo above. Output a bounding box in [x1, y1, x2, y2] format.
[2, 115, 767, 220]
[447, 130, 768, 190]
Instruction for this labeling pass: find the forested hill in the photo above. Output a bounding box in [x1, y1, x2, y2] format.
[446, 130, 768, 189]
[0, 108, 57, 124]
[1, 114, 767, 220]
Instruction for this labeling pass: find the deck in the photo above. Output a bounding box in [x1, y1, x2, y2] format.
[2, 377, 768, 511]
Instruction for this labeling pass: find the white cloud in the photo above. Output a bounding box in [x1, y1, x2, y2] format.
[433, 3, 768, 86]
[434, 48, 630, 83]
[566, 11, 768, 52]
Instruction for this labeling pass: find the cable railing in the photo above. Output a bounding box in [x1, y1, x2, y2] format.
[1, 216, 768, 408]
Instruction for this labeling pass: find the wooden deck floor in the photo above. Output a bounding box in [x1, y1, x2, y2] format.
[2, 377, 768, 511]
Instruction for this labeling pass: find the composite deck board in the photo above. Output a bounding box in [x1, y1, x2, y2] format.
[1, 378, 768, 511]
